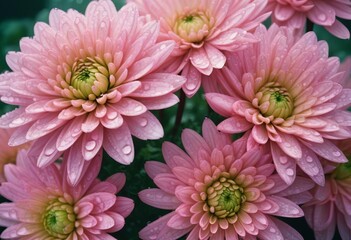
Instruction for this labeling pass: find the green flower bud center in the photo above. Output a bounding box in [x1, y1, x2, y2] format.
[70, 59, 109, 99]
[174, 12, 210, 43]
[258, 82, 294, 119]
[43, 199, 76, 238]
[206, 176, 246, 218]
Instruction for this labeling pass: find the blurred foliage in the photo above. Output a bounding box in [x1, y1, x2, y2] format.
[0, 1, 350, 239]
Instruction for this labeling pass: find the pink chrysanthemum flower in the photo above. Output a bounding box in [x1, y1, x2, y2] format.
[205, 24, 351, 186]
[0, 149, 134, 239]
[128, 0, 270, 97]
[138, 119, 312, 240]
[0, 0, 185, 185]
[0, 128, 29, 182]
[266, 0, 351, 39]
[303, 140, 351, 240]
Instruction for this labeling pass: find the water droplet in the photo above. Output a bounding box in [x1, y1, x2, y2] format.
[45, 147, 56, 156]
[122, 145, 132, 155]
[107, 111, 118, 120]
[306, 156, 313, 163]
[333, 151, 341, 157]
[186, 83, 196, 91]
[291, 208, 300, 215]
[135, 106, 143, 112]
[269, 227, 276, 233]
[160, 44, 166, 50]
[286, 168, 294, 176]
[280, 156, 288, 164]
[85, 140, 96, 151]
[318, 13, 327, 21]
[139, 117, 148, 127]
[143, 84, 151, 91]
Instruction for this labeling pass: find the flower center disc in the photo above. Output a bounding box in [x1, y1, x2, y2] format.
[70, 58, 110, 100]
[43, 199, 76, 238]
[173, 12, 211, 43]
[258, 82, 294, 119]
[206, 176, 246, 218]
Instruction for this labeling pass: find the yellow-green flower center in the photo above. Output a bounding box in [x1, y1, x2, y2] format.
[70, 58, 110, 100]
[206, 176, 246, 218]
[258, 82, 294, 119]
[43, 198, 76, 239]
[173, 12, 211, 44]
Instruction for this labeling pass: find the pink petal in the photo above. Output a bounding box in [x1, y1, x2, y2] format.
[103, 123, 134, 165]
[267, 196, 303, 217]
[271, 142, 296, 185]
[251, 124, 268, 144]
[125, 111, 163, 140]
[181, 128, 211, 163]
[141, 94, 179, 110]
[112, 196, 134, 218]
[105, 173, 126, 194]
[144, 161, 171, 179]
[182, 63, 202, 97]
[56, 116, 84, 151]
[325, 19, 350, 39]
[139, 189, 180, 210]
[270, 217, 303, 240]
[217, 116, 253, 134]
[205, 93, 236, 117]
[65, 140, 90, 186]
[296, 145, 325, 186]
[190, 47, 212, 75]
[113, 98, 147, 116]
[154, 173, 184, 195]
[162, 142, 194, 169]
[167, 213, 192, 229]
[276, 132, 302, 159]
[78, 192, 116, 214]
[81, 126, 103, 161]
[202, 118, 231, 149]
[204, 43, 226, 69]
[301, 139, 348, 163]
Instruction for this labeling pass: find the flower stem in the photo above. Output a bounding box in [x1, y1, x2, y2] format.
[173, 89, 186, 136]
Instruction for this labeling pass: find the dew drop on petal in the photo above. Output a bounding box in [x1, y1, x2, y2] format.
[333, 151, 341, 157]
[291, 208, 300, 215]
[318, 13, 327, 21]
[135, 106, 143, 112]
[306, 156, 313, 163]
[140, 117, 148, 127]
[45, 147, 56, 156]
[122, 145, 132, 155]
[107, 111, 118, 120]
[269, 227, 276, 233]
[186, 83, 196, 91]
[280, 156, 288, 164]
[286, 168, 294, 176]
[85, 140, 96, 151]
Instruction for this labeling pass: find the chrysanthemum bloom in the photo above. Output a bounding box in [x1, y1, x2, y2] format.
[0, 149, 134, 239]
[303, 140, 351, 240]
[139, 119, 312, 240]
[205, 24, 351, 186]
[0, 0, 185, 185]
[0, 128, 29, 182]
[128, 0, 270, 97]
[266, 0, 351, 39]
